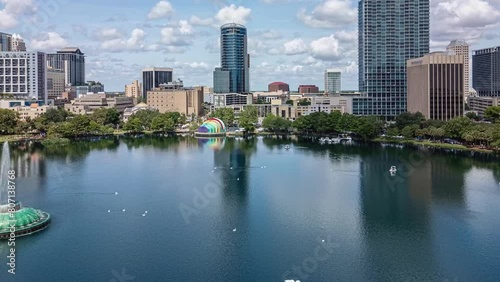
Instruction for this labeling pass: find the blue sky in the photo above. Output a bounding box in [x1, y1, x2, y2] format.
[1, 0, 500, 91]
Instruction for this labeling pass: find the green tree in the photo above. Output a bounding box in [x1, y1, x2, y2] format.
[444, 117, 473, 139]
[484, 106, 500, 123]
[356, 116, 382, 140]
[0, 109, 19, 134]
[123, 118, 143, 132]
[386, 127, 400, 138]
[91, 108, 121, 127]
[262, 114, 291, 133]
[130, 109, 160, 130]
[297, 99, 311, 106]
[210, 108, 235, 126]
[239, 106, 258, 132]
[401, 124, 420, 139]
[465, 112, 480, 121]
[151, 114, 175, 132]
[395, 112, 425, 130]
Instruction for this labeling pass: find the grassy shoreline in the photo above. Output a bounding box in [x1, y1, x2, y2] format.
[372, 137, 495, 153]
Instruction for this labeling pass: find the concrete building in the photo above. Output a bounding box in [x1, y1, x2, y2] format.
[213, 93, 253, 107]
[356, 0, 430, 119]
[142, 67, 173, 99]
[0, 99, 48, 109]
[447, 40, 470, 99]
[0, 51, 47, 102]
[214, 23, 250, 94]
[407, 52, 464, 121]
[11, 34, 26, 52]
[47, 47, 85, 86]
[125, 80, 142, 99]
[11, 104, 57, 121]
[468, 96, 499, 116]
[325, 70, 341, 94]
[298, 85, 320, 94]
[66, 93, 134, 114]
[473, 46, 500, 97]
[123, 102, 157, 122]
[147, 82, 203, 116]
[47, 68, 65, 99]
[268, 82, 290, 92]
[253, 90, 289, 104]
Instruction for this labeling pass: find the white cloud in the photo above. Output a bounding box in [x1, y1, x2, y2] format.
[310, 35, 341, 61]
[283, 38, 308, 55]
[161, 21, 194, 46]
[215, 4, 251, 25]
[148, 1, 173, 20]
[190, 15, 213, 26]
[95, 28, 123, 41]
[0, 0, 37, 29]
[298, 0, 357, 28]
[30, 32, 68, 51]
[431, 0, 500, 44]
[100, 28, 146, 53]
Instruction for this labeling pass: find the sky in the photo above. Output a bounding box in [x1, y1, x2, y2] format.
[1, 0, 500, 91]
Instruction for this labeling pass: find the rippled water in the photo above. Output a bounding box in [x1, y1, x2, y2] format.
[0, 136, 499, 281]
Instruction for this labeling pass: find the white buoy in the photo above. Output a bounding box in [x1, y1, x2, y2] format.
[142, 214, 146, 217]
[115, 192, 118, 195]
[322, 239, 325, 242]
[237, 178, 240, 181]
[122, 209, 126, 212]
[233, 228, 237, 232]
[230, 167, 233, 170]
[145, 211, 148, 214]
[108, 210, 111, 213]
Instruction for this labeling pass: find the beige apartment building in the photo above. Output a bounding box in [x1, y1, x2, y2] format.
[407, 52, 465, 121]
[125, 80, 142, 99]
[47, 68, 66, 99]
[468, 96, 499, 116]
[147, 86, 203, 116]
[12, 104, 57, 121]
[65, 93, 134, 114]
[447, 40, 470, 100]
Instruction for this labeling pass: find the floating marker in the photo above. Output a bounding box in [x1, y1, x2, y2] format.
[108, 210, 111, 213]
[237, 178, 240, 181]
[115, 192, 118, 195]
[142, 214, 146, 217]
[322, 240, 325, 242]
[145, 211, 148, 214]
[122, 209, 126, 212]
[233, 228, 237, 232]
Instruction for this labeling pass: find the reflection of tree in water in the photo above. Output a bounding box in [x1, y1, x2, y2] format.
[39, 138, 120, 161]
[122, 135, 198, 151]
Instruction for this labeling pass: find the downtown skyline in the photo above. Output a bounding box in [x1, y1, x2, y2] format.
[0, 0, 499, 91]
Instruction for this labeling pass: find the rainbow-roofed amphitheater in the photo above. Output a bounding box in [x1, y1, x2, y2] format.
[195, 118, 227, 137]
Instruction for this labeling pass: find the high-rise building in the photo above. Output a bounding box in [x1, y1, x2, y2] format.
[407, 52, 464, 121]
[214, 23, 250, 93]
[125, 80, 142, 99]
[47, 68, 65, 99]
[0, 33, 12, 51]
[11, 34, 26, 52]
[325, 70, 341, 94]
[447, 40, 469, 99]
[0, 51, 47, 101]
[142, 67, 173, 99]
[47, 47, 86, 86]
[356, 0, 430, 119]
[213, 67, 230, 93]
[473, 46, 500, 97]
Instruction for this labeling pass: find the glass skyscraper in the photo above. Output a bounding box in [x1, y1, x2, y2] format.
[47, 48, 86, 86]
[215, 23, 249, 93]
[473, 46, 500, 97]
[142, 67, 173, 99]
[356, 0, 430, 119]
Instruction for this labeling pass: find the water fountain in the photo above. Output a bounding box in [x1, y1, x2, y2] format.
[0, 142, 51, 239]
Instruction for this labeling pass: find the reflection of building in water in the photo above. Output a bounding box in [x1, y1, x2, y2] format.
[198, 138, 225, 151]
[11, 151, 46, 179]
[357, 149, 468, 279]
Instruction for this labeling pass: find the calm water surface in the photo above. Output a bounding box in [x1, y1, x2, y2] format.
[0, 136, 500, 282]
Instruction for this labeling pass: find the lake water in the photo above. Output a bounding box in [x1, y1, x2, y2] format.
[1, 136, 500, 282]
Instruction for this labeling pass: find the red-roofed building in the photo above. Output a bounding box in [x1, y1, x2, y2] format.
[268, 82, 290, 92]
[298, 85, 320, 94]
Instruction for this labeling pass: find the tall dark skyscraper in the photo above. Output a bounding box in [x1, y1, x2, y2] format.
[473, 46, 500, 97]
[142, 67, 173, 99]
[47, 47, 86, 86]
[213, 23, 250, 93]
[355, 0, 430, 119]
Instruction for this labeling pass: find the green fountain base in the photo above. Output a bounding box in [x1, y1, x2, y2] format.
[0, 205, 51, 239]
